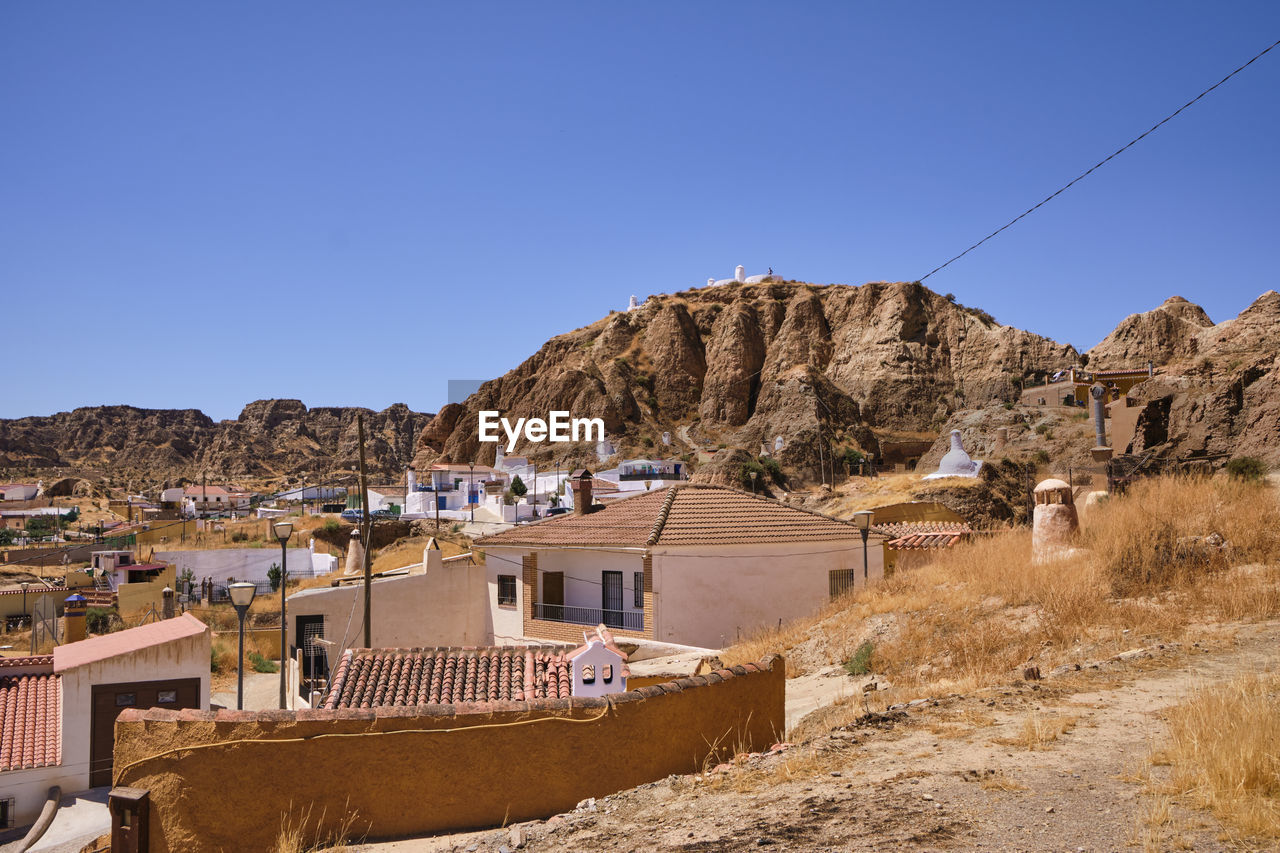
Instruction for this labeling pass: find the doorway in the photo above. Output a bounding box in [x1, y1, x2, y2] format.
[90, 678, 200, 787]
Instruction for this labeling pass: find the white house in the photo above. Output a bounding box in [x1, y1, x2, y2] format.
[476, 478, 886, 650]
[0, 483, 41, 502]
[171, 486, 252, 518]
[0, 613, 210, 830]
[402, 463, 503, 518]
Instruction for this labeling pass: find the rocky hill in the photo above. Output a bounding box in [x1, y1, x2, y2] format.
[1125, 290, 1280, 464]
[0, 400, 431, 485]
[1084, 295, 1214, 367]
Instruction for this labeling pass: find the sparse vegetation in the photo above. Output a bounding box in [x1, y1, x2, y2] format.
[724, 475, 1280, 704]
[842, 641, 873, 676]
[249, 651, 279, 673]
[86, 606, 120, 635]
[267, 562, 282, 592]
[1151, 673, 1280, 839]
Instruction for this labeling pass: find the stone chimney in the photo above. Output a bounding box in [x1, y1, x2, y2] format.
[569, 469, 594, 515]
[162, 586, 175, 619]
[406, 464, 417, 493]
[345, 528, 364, 575]
[64, 594, 87, 644]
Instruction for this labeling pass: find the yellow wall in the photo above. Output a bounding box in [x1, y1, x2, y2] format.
[114, 655, 786, 853]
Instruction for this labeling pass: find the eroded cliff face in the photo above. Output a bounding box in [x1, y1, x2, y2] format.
[1085, 296, 1215, 367]
[416, 280, 1075, 476]
[1123, 291, 1280, 464]
[0, 401, 431, 481]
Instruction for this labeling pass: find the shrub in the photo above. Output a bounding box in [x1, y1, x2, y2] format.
[760, 456, 785, 486]
[249, 651, 279, 673]
[1226, 456, 1267, 483]
[841, 448, 864, 468]
[510, 475, 527, 497]
[843, 641, 874, 676]
[642, 436, 654, 448]
[322, 519, 341, 535]
[86, 606, 119, 635]
[231, 531, 249, 543]
[1034, 449, 1050, 464]
[267, 563, 282, 592]
[1003, 402, 1014, 411]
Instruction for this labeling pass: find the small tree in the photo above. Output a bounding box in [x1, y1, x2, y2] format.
[510, 475, 528, 498]
[0, 528, 14, 546]
[267, 562, 282, 592]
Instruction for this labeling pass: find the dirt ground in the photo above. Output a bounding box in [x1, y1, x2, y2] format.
[354, 621, 1280, 853]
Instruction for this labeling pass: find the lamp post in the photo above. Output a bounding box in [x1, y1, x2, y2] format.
[21, 581, 29, 633]
[853, 511, 874, 583]
[228, 582, 256, 710]
[273, 520, 293, 709]
[468, 463, 475, 523]
[749, 470, 758, 495]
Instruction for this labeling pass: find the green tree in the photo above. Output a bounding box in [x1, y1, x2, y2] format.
[0, 528, 15, 546]
[510, 475, 528, 498]
[267, 563, 282, 592]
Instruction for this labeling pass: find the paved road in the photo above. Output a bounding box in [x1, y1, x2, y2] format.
[211, 671, 287, 711]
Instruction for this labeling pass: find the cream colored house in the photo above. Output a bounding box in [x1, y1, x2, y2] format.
[0, 614, 209, 830]
[476, 481, 887, 650]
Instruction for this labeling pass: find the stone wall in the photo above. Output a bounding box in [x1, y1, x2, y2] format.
[113, 656, 785, 852]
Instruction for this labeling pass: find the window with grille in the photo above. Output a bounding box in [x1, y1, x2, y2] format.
[829, 569, 857, 600]
[633, 571, 644, 608]
[497, 574, 517, 606]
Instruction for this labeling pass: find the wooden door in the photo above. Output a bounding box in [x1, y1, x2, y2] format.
[542, 572, 564, 620]
[90, 678, 201, 788]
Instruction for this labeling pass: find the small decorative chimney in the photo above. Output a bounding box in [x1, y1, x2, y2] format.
[406, 464, 417, 493]
[569, 469, 594, 515]
[345, 529, 364, 575]
[162, 586, 175, 620]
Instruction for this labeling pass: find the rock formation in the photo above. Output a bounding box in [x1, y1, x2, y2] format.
[0, 400, 431, 482]
[1085, 296, 1214, 367]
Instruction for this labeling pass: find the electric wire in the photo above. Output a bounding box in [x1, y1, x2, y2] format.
[919, 35, 1280, 282]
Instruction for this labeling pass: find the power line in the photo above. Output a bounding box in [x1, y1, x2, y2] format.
[918, 35, 1280, 282]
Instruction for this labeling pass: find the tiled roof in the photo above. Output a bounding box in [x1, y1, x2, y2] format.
[54, 613, 208, 672]
[477, 484, 879, 548]
[877, 521, 972, 551]
[323, 646, 575, 708]
[323, 626, 630, 709]
[0, 655, 54, 668]
[183, 486, 229, 496]
[0, 672, 61, 771]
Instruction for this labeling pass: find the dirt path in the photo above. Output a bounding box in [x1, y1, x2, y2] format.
[358, 622, 1280, 852]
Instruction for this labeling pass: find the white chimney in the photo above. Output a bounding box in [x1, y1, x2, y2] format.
[735, 265, 745, 282]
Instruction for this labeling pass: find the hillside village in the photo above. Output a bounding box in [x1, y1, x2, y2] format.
[1, 278, 1278, 852]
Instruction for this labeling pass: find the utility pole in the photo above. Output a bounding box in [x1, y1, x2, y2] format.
[357, 414, 372, 649]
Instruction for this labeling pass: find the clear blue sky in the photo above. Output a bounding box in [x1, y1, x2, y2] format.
[3, 3, 1277, 420]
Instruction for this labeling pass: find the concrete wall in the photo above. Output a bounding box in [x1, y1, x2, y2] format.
[5, 761, 86, 829]
[654, 541, 882, 649]
[113, 656, 785, 853]
[58, 623, 211, 800]
[154, 548, 315, 584]
[285, 550, 488, 661]
[0, 586, 74, 620]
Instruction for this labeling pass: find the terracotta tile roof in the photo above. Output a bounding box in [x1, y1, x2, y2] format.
[54, 613, 208, 672]
[0, 672, 61, 771]
[183, 486, 229, 497]
[877, 521, 972, 550]
[477, 484, 880, 548]
[323, 646, 575, 708]
[0, 655, 54, 668]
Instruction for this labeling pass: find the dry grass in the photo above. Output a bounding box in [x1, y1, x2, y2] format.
[371, 535, 470, 573]
[994, 711, 1078, 750]
[979, 772, 1027, 792]
[723, 475, 1280, 706]
[272, 802, 363, 853]
[1150, 673, 1280, 840]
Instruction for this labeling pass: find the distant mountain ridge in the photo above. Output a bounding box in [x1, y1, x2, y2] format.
[0, 400, 431, 483]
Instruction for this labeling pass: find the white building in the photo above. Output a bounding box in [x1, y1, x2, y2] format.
[476, 479, 886, 650]
[165, 486, 252, 518]
[402, 464, 503, 518]
[0, 613, 210, 830]
[0, 483, 41, 502]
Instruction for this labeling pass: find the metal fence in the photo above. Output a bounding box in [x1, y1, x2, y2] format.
[534, 602, 643, 631]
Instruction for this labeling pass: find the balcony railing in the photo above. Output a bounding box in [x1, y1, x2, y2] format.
[534, 603, 643, 632]
[618, 472, 681, 482]
[413, 484, 455, 492]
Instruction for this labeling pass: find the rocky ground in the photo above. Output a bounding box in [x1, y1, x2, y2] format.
[356, 621, 1280, 853]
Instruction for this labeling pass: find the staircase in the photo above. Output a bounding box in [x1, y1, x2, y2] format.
[82, 575, 117, 609]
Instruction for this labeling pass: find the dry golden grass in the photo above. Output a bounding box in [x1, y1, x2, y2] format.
[1151, 673, 1280, 840]
[272, 802, 362, 853]
[371, 535, 470, 573]
[723, 475, 1280, 705]
[979, 772, 1027, 792]
[994, 711, 1078, 750]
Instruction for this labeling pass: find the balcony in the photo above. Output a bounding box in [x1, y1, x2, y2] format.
[534, 603, 643, 632]
[618, 472, 681, 482]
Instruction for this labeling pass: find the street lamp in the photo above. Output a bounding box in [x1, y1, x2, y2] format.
[228, 582, 256, 710]
[21, 582, 29, 637]
[272, 520, 293, 710]
[749, 470, 758, 495]
[852, 511, 874, 583]
[468, 463, 475, 523]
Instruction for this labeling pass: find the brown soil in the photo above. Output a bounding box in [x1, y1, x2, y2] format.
[356, 621, 1280, 852]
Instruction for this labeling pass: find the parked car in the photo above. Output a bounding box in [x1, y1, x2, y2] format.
[371, 508, 400, 520]
[340, 508, 363, 521]
[546, 506, 570, 516]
